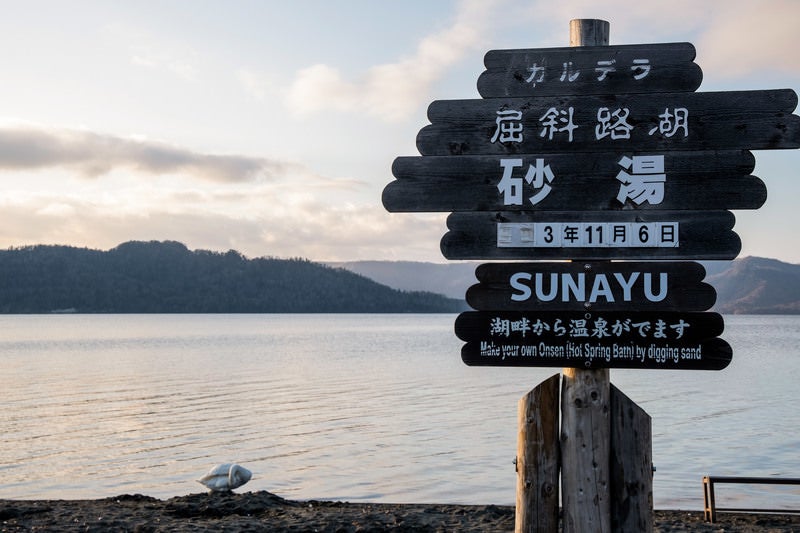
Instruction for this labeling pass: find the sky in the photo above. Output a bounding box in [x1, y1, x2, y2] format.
[0, 0, 798, 263]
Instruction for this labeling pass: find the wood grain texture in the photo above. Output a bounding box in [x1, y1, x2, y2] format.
[441, 210, 741, 260]
[416, 90, 799, 155]
[479, 42, 701, 98]
[515, 374, 560, 533]
[561, 368, 611, 532]
[384, 151, 764, 212]
[466, 261, 716, 312]
[610, 385, 654, 533]
[460, 336, 732, 370]
[455, 311, 725, 343]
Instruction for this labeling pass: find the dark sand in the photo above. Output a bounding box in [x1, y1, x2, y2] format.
[2, 492, 800, 532]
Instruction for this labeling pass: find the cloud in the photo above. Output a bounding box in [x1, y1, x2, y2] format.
[525, 0, 800, 80]
[122, 28, 200, 82]
[694, 0, 800, 78]
[0, 126, 293, 183]
[0, 190, 446, 262]
[283, 0, 799, 122]
[285, 0, 503, 121]
[237, 68, 276, 101]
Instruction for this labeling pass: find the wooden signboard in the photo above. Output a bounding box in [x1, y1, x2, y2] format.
[478, 42, 702, 97]
[466, 261, 716, 312]
[441, 210, 740, 260]
[416, 89, 800, 155]
[455, 310, 731, 370]
[384, 150, 764, 212]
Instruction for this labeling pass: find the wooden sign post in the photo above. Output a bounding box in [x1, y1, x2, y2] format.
[559, 20, 613, 533]
[382, 14, 799, 533]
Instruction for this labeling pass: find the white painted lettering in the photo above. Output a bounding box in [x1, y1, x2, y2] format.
[613, 343, 635, 359]
[644, 272, 668, 302]
[510, 272, 532, 302]
[539, 343, 565, 357]
[561, 273, 585, 302]
[613, 272, 640, 301]
[589, 274, 614, 303]
[535, 273, 558, 301]
[680, 345, 702, 360]
[507, 270, 670, 304]
[521, 345, 537, 356]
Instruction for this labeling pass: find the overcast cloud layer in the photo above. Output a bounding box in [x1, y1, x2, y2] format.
[0, 126, 293, 183]
[0, 0, 797, 262]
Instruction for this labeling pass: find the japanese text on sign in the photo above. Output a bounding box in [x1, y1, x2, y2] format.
[524, 57, 652, 88]
[497, 221, 679, 248]
[490, 106, 688, 144]
[488, 314, 690, 340]
[496, 155, 666, 207]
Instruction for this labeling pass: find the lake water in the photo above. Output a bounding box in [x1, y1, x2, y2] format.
[1, 314, 798, 510]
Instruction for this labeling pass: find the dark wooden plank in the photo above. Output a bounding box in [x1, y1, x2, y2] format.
[461, 336, 733, 369]
[456, 311, 732, 370]
[484, 42, 696, 69]
[466, 261, 716, 311]
[610, 385, 653, 533]
[515, 374, 560, 532]
[479, 42, 701, 97]
[560, 366, 611, 532]
[384, 151, 764, 212]
[416, 90, 800, 155]
[456, 310, 724, 342]
[441, 210, 741, 260]
[428, 89, 797, 122]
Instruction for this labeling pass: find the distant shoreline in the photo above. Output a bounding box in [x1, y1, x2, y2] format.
[2, 492, 799, 532]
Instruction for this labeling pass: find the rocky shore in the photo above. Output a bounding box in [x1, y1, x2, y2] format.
[2, 491, 800, 532]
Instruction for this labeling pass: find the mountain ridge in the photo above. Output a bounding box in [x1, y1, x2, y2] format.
[0, 241, 464, 313]
[1, 241, 796, 314]
[331, 256, 800, 314]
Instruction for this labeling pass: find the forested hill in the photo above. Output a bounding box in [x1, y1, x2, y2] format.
[0, 241, 464, 313]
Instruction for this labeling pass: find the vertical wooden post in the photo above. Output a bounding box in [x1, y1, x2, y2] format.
[610, 385, 653, 532]
[515, 374, 560, 533]
[569, 19, 610, 47]
[560, 21, 612, 533]
[561, 367, 611, 533]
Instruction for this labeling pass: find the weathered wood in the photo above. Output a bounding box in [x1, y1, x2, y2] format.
[456, 311, 732, 370]
[461, 336, 732, 369]
[561, 22, 612, 533]
[466, 261, 716, 312]
[428, 88, 798, 122]
[395, 150, 755, 180]
[561, 367, 611, 532]
[479, 42, 702, 98]
[456, 310, 725, 342]
[485, 42, 694, 70]
[384, 151, 763, 212]
[441, 210, 741, 261]
[515, 374, 560, 533]
[416, 89, 800, 155]
[570, 19, 610, 47]
[610, 385, 653, 533]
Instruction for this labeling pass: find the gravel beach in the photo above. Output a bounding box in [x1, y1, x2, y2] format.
[3, 491, 799, 532]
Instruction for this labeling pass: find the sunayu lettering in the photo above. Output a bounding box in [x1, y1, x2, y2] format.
[510, 271, 667, 303]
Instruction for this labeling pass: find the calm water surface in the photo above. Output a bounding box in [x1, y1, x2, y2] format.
[1, 314, 798, 509]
